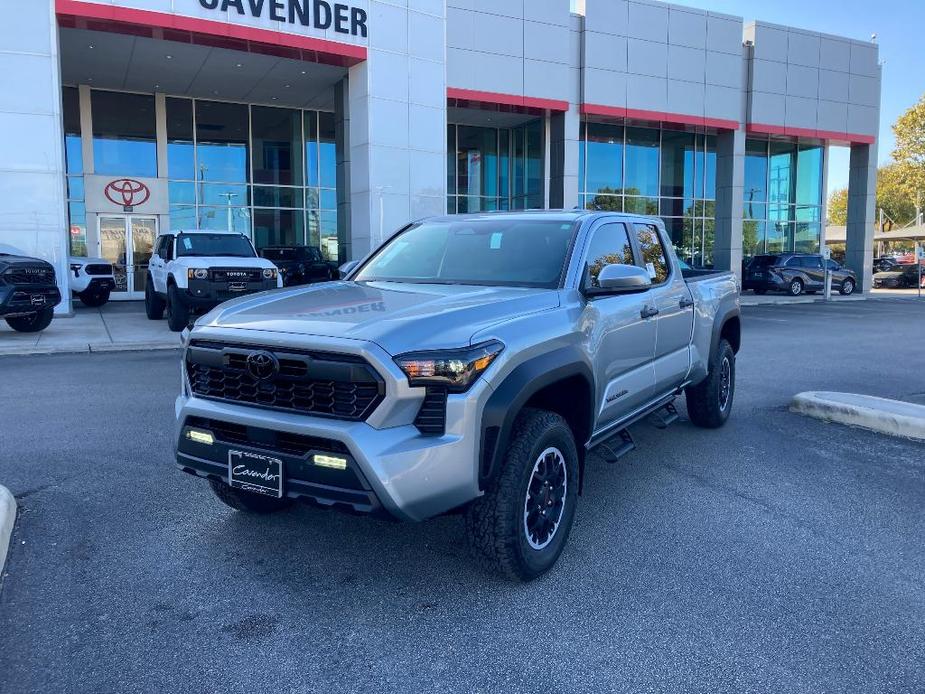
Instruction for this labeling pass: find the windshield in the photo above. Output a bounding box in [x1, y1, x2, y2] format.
[176, 233, 256, 258]
[261, 248, 298, 261]
[353, 218, 577, 288]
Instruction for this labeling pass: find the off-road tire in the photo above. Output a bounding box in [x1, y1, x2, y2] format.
[145, 277, 165, 320]
[166, 283, 189, 332]
[465, 408, 579, 582]
[208, 479, 293, 514]
[78, 288, 110, 308]
[685, 338, 735, 429]
[5, 307, 54, 333]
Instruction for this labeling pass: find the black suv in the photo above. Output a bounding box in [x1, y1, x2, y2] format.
[259, 246, 338, 287]
[873, 263, 924, 289]
[0, 247, 61, 332]
[743, 253, 857, 296]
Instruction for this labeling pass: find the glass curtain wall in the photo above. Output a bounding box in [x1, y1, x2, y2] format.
[447, 121, 543, 213]
[163, 96, 339, 260]
[63, 87, 87, 256]
[743, 138, 824, 259]
[578, 121, 717, 267]
[91, 91, 158, 178]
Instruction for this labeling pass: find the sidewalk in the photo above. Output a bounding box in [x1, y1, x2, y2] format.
[0, 302, 182, 356]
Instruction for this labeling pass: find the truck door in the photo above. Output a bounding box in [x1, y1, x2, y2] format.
[632, 223, 695, 394]
[580, 221, 657, 427]
[148, 235, 171, 293]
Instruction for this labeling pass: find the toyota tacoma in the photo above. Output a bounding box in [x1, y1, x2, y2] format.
[0, 244, 62, 332]
[174, 211, 741, 580]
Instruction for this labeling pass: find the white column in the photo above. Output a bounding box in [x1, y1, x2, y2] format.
[0, 0, 71, 313]
[550, 104, 581, 209]
[714, 128, 746, 277]
[346, 0, 446, 260]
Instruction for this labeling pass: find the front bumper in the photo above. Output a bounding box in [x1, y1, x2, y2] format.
[173, 329, 491, 522]
[183, 278, 277, 310]
[0, 284, 61, 316]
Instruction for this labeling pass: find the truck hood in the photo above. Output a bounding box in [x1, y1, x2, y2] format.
[198, 281, 559, 354]
[171, 256, 277, 270]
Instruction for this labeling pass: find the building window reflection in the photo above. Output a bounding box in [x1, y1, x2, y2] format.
[63, 87, 87, 256]
[91, 90, 157, 178]
[447, 120, 544, 214]
[158, 95, 339, 262]
[743, 138, 824, 259]
[578, 121, 717, 267]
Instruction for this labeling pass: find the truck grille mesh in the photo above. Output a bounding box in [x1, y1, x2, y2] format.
[185, 341, 384, 421]
[3, 266, 54, 285]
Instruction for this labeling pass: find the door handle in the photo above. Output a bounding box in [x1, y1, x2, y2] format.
[640, 306, 659, 319]
[679, 298, 695, 309]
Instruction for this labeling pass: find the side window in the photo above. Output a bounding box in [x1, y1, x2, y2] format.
[164, 237, 174, 261]
[154, 237, 166, 259]
[809, 256, 823, 269]
[633, 223, 669, 284]
[786, 256, 801, 267]
[827, 259, 839, 270]
[584, 222, 635, 288]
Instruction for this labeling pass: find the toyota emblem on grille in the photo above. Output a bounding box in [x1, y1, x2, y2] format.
[245, 351, 279, 380]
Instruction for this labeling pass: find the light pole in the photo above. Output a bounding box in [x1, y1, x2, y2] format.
[219, 192, 238, 232]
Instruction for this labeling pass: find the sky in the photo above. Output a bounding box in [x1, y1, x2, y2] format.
[668, 0, 925, 196]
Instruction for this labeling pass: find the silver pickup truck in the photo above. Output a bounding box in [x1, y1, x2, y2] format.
[174, 211, 740, 581]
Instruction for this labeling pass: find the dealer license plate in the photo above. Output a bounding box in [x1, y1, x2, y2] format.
[228, 450, 283, 498]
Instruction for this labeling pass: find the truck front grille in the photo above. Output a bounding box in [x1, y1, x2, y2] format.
[3, 266, 54, 285]
[185, 341, 384, 421]
[84, 264, 112, 276]
[212, 268, 263, 282]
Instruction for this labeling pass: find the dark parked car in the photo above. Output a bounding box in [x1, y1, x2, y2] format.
[873, 263, 925, 289]
[873, 256, 902, 274]
[0, 244, 61, 332]
[259, 246, 338, 287]
[743, 253, 857, 296]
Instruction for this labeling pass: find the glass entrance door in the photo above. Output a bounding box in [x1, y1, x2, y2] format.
[98, 216, 158, 300]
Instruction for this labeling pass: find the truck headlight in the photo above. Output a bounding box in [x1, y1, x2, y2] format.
[263, 268, 277, 279]
[188, 268, 209, 280]
[394, 341, 504, 392]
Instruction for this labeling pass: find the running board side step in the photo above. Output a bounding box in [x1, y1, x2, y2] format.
[597, 429, 636, 464]
[649, 401, 679, 429]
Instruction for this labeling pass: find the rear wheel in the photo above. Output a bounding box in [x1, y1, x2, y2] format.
[840, 278, 856, 295]
[145, 277, 165, 320]
[465, 408, 579, 582]
[685, 339, 735, 429]
[208, 479, 293, 514]
[78, 287, 110, 307]
[166, 284, 189, 332]
[788, 278, 804, 296]
[5, 307, 54, 333]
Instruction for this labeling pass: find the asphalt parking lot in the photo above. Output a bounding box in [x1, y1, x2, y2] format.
[1, 299, 923, 693]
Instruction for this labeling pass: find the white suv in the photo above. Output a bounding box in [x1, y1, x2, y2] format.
[145, 231, 281, 332]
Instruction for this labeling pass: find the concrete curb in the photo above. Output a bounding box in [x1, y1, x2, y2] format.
[0, 342, 182, 358]
[0, 485, 16, 577]
[790, 391, 925, 442]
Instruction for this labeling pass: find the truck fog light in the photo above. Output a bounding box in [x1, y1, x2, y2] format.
[185, 428, 214, 445]
[313, 454, 347, 470]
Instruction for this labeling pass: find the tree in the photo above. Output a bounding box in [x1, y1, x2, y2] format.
[892, 94, 925, 201]
[827, 163, 917, 230]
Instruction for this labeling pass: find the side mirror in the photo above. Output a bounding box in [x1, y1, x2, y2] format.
[339, 260, 359, 279]
[587, 264, 652, 295]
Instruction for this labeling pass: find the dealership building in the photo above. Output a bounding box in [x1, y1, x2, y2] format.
[0, 0, 881, 311]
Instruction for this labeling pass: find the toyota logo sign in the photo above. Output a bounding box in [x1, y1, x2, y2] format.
[104, 178, 150, 210]
[245, 351, 280, 381]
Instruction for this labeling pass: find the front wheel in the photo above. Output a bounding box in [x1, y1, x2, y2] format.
[78, 287, 111, 308]
[840, 278, 856, 295]
[465, 408, 579, 582]
[208, 479, 293, 514]
[166, 284, 189, 332]
[685, 338, 735, 429]
[788, 278, 804, 296]
[5, 307, 54, 333]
